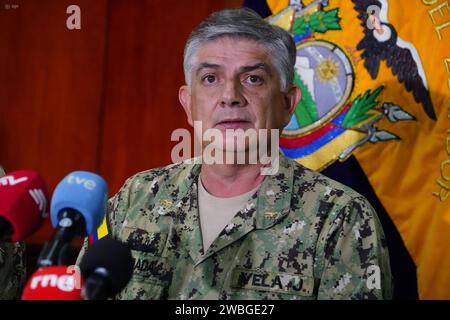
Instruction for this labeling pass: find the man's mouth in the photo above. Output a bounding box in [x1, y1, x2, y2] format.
[215, 119, 251, 130]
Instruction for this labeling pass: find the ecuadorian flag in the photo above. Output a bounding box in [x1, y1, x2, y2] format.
[89, 215, 109, 244]
[245, 0, 450, 299]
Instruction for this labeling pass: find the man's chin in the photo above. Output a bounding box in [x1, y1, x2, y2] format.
[203, 140, 250, 153]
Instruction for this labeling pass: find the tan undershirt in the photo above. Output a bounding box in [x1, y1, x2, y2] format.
[198, 178, 260, 252]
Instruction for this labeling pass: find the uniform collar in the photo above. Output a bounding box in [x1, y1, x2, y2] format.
[153, 153, 295, 265]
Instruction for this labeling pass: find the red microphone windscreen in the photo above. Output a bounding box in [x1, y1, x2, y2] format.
[22, 266, 84, 300]
[0, 170, 49, 241]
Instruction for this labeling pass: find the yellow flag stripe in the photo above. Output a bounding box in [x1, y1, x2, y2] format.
[97, 216, 109, 240]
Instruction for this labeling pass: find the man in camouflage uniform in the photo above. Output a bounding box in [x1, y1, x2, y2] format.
[79, 8, 392, 299]
[0, 166, 27, 299]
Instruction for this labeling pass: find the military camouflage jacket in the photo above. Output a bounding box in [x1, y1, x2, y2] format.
[0, 166, 27, 300]
[0, 242, 26, 299]
[92, 154, 392, 299]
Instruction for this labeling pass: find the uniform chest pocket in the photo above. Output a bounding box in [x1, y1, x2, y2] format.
[115, 249, 169, 300]
[116, 227, 171, 299]
[118, 227, 171, 278]
[119, 226, 168, 255]
[115, 248, 172, 300]
[223, 268, 316, 300]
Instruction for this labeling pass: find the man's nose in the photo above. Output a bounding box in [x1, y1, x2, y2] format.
[220, 79, 245, 107]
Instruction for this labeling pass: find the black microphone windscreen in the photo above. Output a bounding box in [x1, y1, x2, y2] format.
[79, 237, 133, 296]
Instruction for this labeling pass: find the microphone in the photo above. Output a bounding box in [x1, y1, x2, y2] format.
[21, 265, 84, 300]
[0, 170, 48, 242]
[37, 171, 108, 268]
[79, 237, 133, 300]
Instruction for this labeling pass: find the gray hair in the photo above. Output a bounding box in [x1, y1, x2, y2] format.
[183, 8, 296, 92]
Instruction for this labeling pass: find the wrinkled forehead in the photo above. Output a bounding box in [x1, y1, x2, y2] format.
[191, 35, 275, 72]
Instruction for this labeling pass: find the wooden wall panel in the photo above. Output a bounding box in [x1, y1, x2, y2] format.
[0, 0, 108, 243]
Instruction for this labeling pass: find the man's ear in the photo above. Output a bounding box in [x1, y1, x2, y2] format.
[179, 85, 193, 127]
[283, 85, 301, 126]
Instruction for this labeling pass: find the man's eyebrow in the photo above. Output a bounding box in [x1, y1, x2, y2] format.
[240, 63, 272, 76]
[195, 63, 221, 75]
